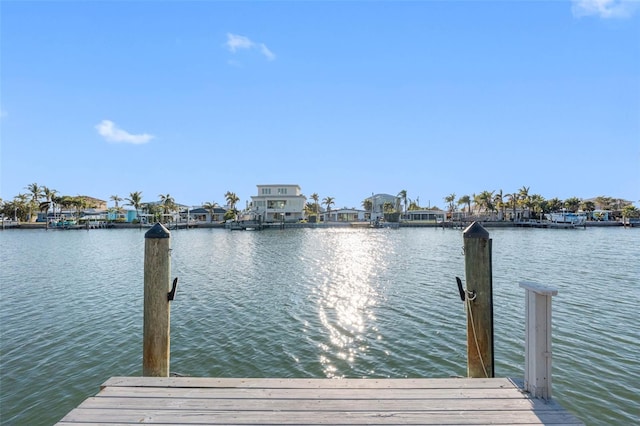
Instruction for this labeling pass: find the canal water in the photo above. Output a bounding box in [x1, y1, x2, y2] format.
[1, 226, 638, 425]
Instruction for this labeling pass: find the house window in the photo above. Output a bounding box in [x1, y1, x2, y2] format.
[262, 188, 271, 195]
[278, 188, 288, 195]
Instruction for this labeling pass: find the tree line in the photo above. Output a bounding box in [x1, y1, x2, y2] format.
[1, 182, 638, 223]
[438, 187, 638, 220]
[0, 183, 243, 223]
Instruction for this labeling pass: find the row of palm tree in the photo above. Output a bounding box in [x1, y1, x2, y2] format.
[380, 188, 637, 221]
[0, 184, 227, 223]
[0, 183, 103, 223]
[441, 187, 639, 220]
[2, 182, 638, 223]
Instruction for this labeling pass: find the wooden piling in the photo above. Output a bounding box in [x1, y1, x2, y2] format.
[463, 221, 494, 378]
[143, 223, 171, 377]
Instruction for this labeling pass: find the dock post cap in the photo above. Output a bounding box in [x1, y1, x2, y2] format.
[463, 221, 489, 238]
[519, 281, 558, 296]
[145, 223, 170, 238]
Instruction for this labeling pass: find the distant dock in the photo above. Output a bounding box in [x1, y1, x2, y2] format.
[57, 376, 583, 425]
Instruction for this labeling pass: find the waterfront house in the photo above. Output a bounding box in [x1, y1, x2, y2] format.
[323, 208, 368, 222]
[188, 206, 227, 223]
[78, 208, 109, 225]
[366, 193, 401, 221]
[402, 209, 447, 223]
[249, 184, 307, 223]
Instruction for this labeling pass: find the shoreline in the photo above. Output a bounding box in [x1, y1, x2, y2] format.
[1, 220, 629, 230]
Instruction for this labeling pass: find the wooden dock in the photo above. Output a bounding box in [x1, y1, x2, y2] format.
[57, 376, 583, 425]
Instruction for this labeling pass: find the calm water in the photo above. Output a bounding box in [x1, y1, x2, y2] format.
[1, 226, 638, 425]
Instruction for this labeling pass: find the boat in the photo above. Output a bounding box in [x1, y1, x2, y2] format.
[49, 219, 82, 230]
[369, 218, 400, 229]
[226, 219, 263, 231]
[0, 219, 19, 229]
[545, 211, 586, 228]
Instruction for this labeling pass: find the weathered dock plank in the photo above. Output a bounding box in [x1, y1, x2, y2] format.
[57, 377, 584, 425]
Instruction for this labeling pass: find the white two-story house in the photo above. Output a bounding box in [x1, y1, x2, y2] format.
[249, 184, 306, 223]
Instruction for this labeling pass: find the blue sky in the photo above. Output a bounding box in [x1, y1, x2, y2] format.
[1, 0, 639, 210]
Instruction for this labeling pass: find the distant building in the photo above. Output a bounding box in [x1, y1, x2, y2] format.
[366, 193, 400, 221]
[250, 184, 306, 223]
[323, 208, 367, 222]
[36, 195, 107, 222]
[189, 206, 227, 223]
[403, 209, 446, 223]
[103, 208, 141, 223]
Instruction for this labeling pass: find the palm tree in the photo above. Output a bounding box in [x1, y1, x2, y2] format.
[51, 194, 63, 222]
[224, 191, 240, 220]
[444, 193, 456, 219]
[39, 186, 57, 222]
[70, 196, 86, 221]
[493, 190, 505, 221]
[408, 200, 420, 210]
[362, 198, 372, 213]
[310, 193, 320, 217]
[25, 182, 43, 222]
[58, 195, 73, 217]
[475, 191, 495, 218]
[109, 194, 123, 222]
[622, 205, 639, 222]
[13, 193, 30, 221]
[564, 197, 581, 213]
[125, 191, 143, 223]
[225, 191, 239, 210]
[518, 186, 530, 218]
[203, 201, 219, 223]
[41, 186, 56, 204]
[26, 182, 43, 202]
[143, 202, 163, 223]
[322, 196, 334, 222]
[304, 202, 316, 217]
[398, 190, 408, 215]
[529, 194, 545, 220]
[580, 200, 595, 219]
[110, 195, 123, 209]
[457, 195, 471, 216]
[158, 194, 176, 217]
[505, 192, 519, 221]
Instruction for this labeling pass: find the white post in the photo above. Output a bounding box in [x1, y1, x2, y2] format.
[519, 281, 557, 399]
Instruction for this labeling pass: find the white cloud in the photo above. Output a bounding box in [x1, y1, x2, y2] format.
[95, 120, 154, 144]
[259, 43, 276, 61]
[225, 33, 276, 61]
[572, 0, 638, 18]
[226, 33, 254, 52]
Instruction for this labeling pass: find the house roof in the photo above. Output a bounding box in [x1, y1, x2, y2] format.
[190, 207, 227, 214]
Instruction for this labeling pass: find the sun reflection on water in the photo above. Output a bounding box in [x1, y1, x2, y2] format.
[312, 229, 390, 377]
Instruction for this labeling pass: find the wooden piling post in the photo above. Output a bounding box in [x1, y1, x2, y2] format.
[519, 281, 557, 399]
[463, 221, 494, 378]
[143, 223, 171, 377]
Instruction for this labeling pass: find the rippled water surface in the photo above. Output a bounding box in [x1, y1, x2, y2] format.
[1, 226, 638, 425]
